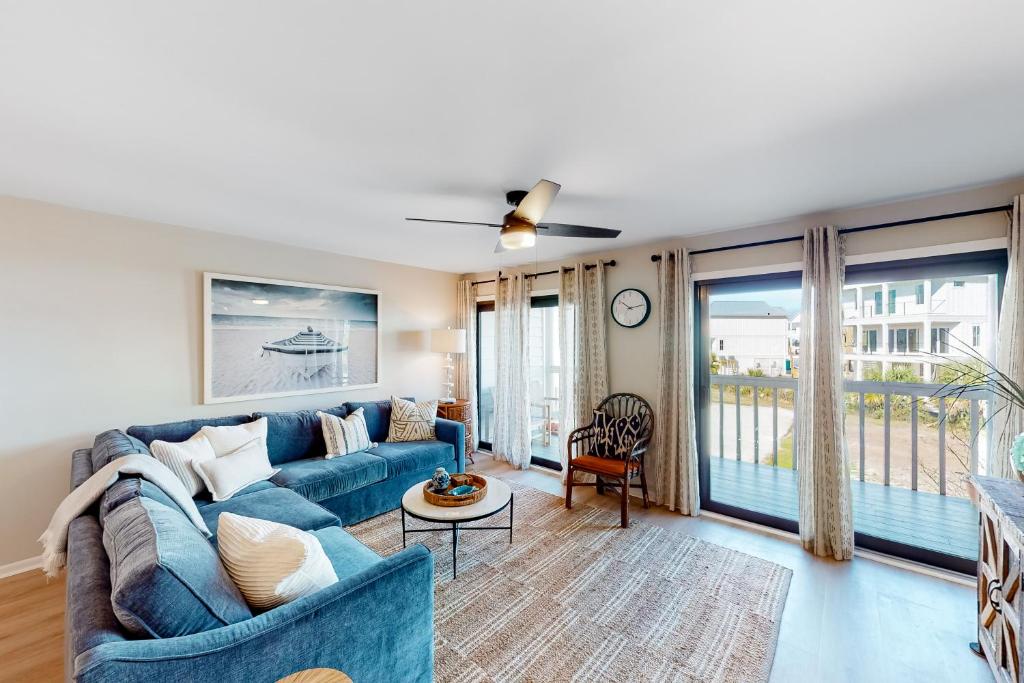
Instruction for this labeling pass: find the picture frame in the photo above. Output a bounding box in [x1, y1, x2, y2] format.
[203, 272, 381, 404]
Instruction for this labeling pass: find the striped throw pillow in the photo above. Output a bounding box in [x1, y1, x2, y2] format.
[216, 512, 338, 611]
[150, 433, 217, 496]
[318, 408, 376, 458]
[387, 396, 438, 442]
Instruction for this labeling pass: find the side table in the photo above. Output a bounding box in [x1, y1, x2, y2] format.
[437, 398, 475, 465]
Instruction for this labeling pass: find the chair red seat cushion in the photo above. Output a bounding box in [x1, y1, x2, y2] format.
[570, 455, 639, 477]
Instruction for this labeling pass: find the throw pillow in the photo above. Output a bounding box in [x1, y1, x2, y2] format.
[319, 408, 376, 458]
[200, 417, 269, 457]
[150, 433, 217, 496]
[103, 497, 252, 637]
[216, 512, 339, 611]
[192, 437, 278, 502]
[387, 396, 438, 442]
[593, 410, 643, 458]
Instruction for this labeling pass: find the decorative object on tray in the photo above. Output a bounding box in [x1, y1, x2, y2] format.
[423, 473, 487, 507]
[431, 467, 451, 491]
[436, 398, 475, 465]
[204, 273, 381, 404]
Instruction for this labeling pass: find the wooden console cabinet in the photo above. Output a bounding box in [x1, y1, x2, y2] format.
[971, 476, 1024, 682]
[437, 399, 474, 465]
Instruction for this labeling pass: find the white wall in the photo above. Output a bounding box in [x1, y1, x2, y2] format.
[0, 197, 458, 566]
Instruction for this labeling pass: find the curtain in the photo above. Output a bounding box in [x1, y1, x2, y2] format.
[992, 196, 1024, 479]
[453, 279, 478, 451]
[493, 273, 532, 469]
[651, 249, 700, 515]
[558, 262, 610, 480]
[797, 226, 854, 560]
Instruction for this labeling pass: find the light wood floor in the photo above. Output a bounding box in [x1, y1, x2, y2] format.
[0, 454, 992, 683]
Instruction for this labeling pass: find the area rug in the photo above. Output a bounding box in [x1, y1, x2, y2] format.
[347, 482, 791, 683]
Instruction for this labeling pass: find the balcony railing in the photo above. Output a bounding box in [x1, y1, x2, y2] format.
[848, 298, 950, 319]
[708, 374, 994, 496]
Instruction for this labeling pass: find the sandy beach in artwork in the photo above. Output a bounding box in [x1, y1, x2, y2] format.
[211, 318, 377, 398]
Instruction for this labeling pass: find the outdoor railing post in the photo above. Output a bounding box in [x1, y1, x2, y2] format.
[883, 392, 891, 487]
[772, 388, 778, 467]
[911, 393, 918, 491]
[753, 384, 759, 464]
[858, 392, 866, 482]
[735, 384, 741, 462]
[938, 398, 947, 496]
[718, 382, 725, 459]
[970, 398, 980, 476]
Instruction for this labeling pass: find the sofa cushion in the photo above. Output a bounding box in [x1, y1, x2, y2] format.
[91, 430, 151, 472]
[368, 441, 454, 478]
[193, 480, 276, 507]
[126, 414, 251, 447]
[309, 526, 382, 581]
[102, 497, 252, 638]
[99, 476, 190, 526]
[253, 406, 348, 465]
[199, 487, 340, 538]
[271, 453, 387, 503]
[344, 397, 413, 444]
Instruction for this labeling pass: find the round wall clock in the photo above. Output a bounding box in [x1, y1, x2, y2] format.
[610, 288, 651, 328]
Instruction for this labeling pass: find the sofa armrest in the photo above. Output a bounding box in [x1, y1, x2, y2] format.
[435, 418, 466, 473]
[73, 545, 434, 683]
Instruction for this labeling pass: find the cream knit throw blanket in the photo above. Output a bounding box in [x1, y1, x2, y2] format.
[38, 453, 212, 577]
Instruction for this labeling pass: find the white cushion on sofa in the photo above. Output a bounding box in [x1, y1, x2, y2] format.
[201, 417, 269, 457]
[216, 512, 338, 611]
[192, 437, 278, 502]
[150, 433, 217, 496]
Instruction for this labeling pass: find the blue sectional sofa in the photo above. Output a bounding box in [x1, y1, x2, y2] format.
[65, 398, 464, 683]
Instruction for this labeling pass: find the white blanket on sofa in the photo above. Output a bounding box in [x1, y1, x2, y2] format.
[39, 454, 212, 577]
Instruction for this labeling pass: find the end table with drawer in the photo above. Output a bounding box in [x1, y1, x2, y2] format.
[437, 399, 474, 465]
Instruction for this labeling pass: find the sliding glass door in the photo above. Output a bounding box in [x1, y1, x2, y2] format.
[696, 251, 1006, 573]
[476, 295, 563, 470]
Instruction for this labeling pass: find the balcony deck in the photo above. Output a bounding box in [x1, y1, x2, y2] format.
[709, 457, 978, 561]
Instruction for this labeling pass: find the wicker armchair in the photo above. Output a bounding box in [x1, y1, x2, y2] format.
[564, 393, 654, 528]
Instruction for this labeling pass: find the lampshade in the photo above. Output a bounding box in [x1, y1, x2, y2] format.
[431, 328, 466, 354]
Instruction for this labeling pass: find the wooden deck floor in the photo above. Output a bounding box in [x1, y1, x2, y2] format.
[709, 458, 978, 560]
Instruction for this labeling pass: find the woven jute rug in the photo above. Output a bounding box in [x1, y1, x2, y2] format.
[347, 482, 791, 683]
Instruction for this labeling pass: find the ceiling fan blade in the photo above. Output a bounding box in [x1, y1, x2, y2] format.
[494, 239, 507, 253]
[536, 222, 621, 239]
[511, 179, 560, 225]
[405, 218, 503, 227]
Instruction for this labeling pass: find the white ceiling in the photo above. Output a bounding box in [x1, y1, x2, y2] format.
[2, 1, 1023, 273]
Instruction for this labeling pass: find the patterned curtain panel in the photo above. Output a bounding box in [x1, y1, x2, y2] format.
[493, 273, 532, 469]
[453, 279, 479, 451]
[993, 196, 1024, 479]
[558, 262, 610, 480]
[651, 249, 700, 515]
[797, 226, 854, 560]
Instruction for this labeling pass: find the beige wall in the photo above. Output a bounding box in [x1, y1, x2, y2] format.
[467, 177, 1024, 443]
[0, 197, 458, 567]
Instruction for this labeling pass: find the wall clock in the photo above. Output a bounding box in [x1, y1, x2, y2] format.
[610, 288, 651, 328]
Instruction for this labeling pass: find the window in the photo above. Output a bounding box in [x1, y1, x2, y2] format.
[896, 328, 908, 353]
[476, 295, 562, 470]
[888, 288, 897, 314]
[908, 328, 919, 352]
[931, 327, 950, 353]
[863, 329, 878, 352]
[972, 325, 981, 347]
[954, 280, 965, 288]
[719, 339, 725, 351]
[915, 283, 925, 305]
[873, 290, 882, 315]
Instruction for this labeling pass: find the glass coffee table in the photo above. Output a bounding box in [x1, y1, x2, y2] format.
[400, 475, 513, 578]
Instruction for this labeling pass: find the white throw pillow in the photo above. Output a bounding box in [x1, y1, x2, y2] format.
[149, 433, 217, 496]
[387, 396, 438, 442]
[216, 512, 338, 611]
[319, 408, 376, 458]
[200, 417, 269, 457]
[192, 437, 278, 502]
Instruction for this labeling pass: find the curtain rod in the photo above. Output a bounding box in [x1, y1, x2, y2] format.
[649, 204, 1013, 261]
[470, 259, 616, 286]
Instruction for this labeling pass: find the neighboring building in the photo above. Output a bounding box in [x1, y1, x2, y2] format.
[841, 275, 998, 380]
[710, 301, 791, 376]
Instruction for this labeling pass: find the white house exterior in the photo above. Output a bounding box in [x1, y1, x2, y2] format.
[841, 275, 998, 380]
[710, 301, 791, 376]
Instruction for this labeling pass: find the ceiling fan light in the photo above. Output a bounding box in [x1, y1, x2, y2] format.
[500, 224, 536, 250]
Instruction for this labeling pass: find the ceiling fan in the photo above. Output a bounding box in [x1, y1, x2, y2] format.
[406, 179, 621, 252]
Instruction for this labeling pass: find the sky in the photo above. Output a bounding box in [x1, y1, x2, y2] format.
[710, 288, 802, 316]
[211, 278, 378, 321]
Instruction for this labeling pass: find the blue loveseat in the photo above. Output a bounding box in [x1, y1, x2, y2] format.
[65, 398, 464, 683]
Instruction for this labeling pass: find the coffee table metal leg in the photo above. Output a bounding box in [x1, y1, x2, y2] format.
[401, 508, 407, 549]
[509, 493, 514, 544]
[452, 522, 459, 578]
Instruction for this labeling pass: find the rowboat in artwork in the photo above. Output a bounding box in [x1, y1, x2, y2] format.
[261, 325, 349, 380]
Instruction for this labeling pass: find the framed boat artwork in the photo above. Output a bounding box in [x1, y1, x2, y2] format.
[203, 273, 381, 404]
